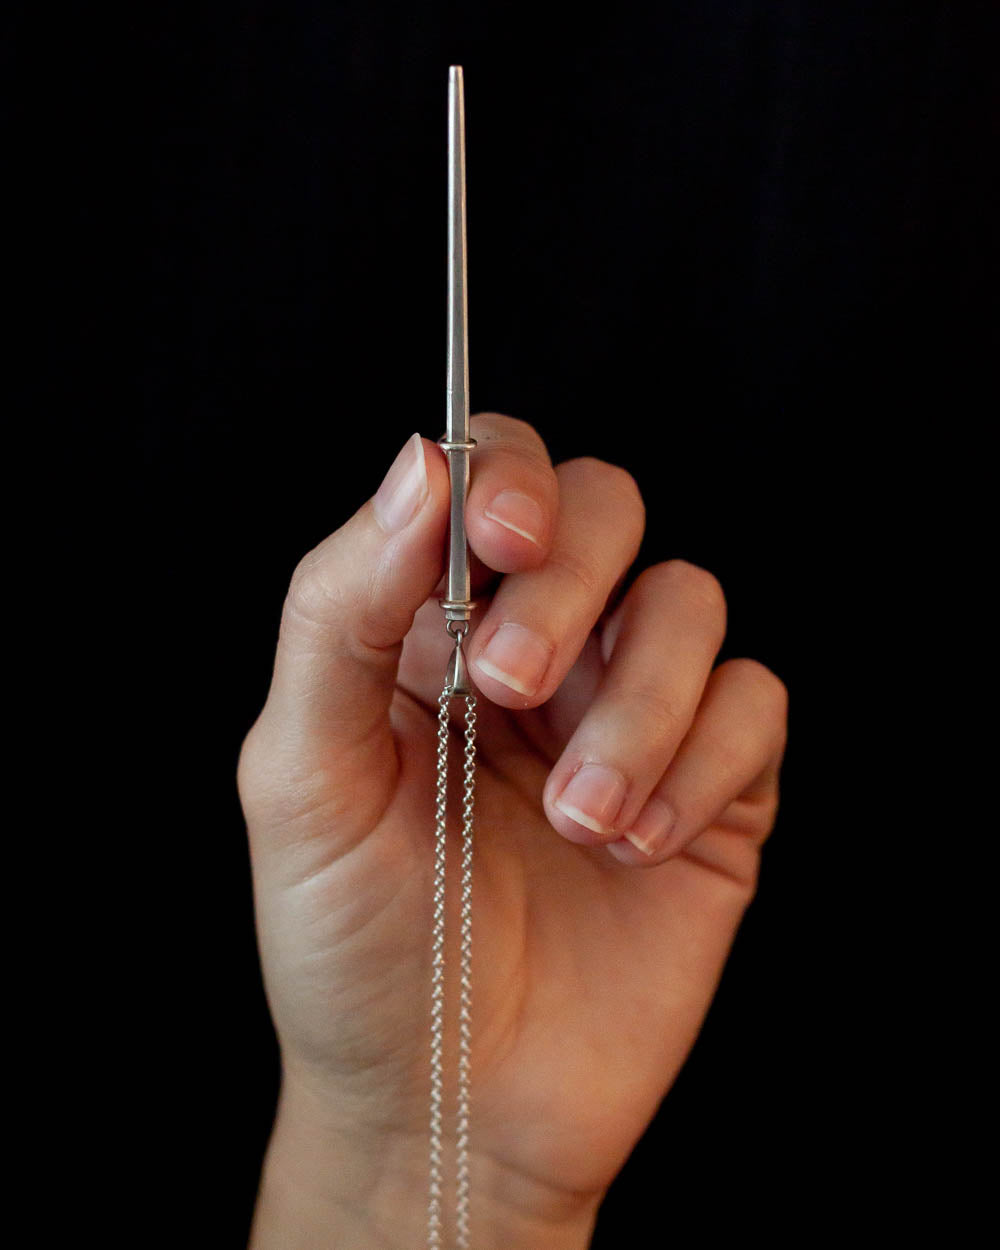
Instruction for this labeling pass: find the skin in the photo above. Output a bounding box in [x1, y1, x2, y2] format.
[238, 413, 788, 1248]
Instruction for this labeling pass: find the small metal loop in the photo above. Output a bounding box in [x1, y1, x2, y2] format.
[447, 619, 469, 639]
[437, 437, 478, 452]
[444, 627, 473, 694]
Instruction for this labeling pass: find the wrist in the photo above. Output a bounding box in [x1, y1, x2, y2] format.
[249, 1071, 600, 1249]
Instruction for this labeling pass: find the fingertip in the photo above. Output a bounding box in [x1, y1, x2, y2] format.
[603, 798, 682, 866]
[482, 489, 548, 550]
[545, 800, 614, 848]
[467, 493, 553, 574]
[542, 762, 629, 848]
[466, 455, 557, 573]
[470, 666, 538, 710]
[606, 838, 664, 867]
[421, 435, 452, 501]
[468, 621, 555, 709]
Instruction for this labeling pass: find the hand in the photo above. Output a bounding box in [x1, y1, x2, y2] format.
[238, 414, 788, 1248]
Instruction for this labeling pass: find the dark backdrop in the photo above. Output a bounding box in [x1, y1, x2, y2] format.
[78, 1, 990, 1242]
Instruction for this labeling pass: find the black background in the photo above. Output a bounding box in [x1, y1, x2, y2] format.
[46, 1, 991, 1243]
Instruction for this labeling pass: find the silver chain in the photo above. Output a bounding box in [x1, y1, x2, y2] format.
[429, 688, 477, 1248]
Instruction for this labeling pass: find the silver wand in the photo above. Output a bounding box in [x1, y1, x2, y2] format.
[428, 64, 478, 1249]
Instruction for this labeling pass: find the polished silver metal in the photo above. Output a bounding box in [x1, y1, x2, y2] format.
[429, 64, 479, 1249]
[439, 64, 476, 626]
[444, 631, 473, 696]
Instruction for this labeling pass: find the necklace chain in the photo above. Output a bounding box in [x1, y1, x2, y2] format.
[429, 688, 477, 1247]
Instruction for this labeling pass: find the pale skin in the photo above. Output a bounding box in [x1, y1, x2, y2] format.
[238, 413, 789, 1248]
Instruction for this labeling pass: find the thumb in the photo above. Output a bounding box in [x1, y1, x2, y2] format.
[255, 432, 449, 786]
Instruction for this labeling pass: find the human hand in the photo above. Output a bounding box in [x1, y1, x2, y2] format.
[238, 414, 788, 1248]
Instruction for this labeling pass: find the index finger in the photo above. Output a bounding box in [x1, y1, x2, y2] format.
[457, 412, 559, 574]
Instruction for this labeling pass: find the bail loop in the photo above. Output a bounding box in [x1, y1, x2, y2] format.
[444, 629, 473, 695]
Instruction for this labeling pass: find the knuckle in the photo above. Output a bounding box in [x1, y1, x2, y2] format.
[548, 544, 601, 598]
[565, 457, 645, 513]
[281, 537, 397, 659]
[618, 682, 685, 747]
[283, 547, 350, 636]
[237, 717, 348, 831]
[663, 559, 727, 629]
[472, 411, 548, 458]
[592, 459, 645, 516]
[236, 723, 261, 804]
[605, 461, 643, 509]
[725, 658, 789, 720]
[236, 718, 275, 814]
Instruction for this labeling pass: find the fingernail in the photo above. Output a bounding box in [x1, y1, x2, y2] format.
[373, 433, 428, 534]
[622, 797, 676, 856]
[554, 763, 628, 835]
[484, 489, 544, 545]
[474, 622, 552, 696]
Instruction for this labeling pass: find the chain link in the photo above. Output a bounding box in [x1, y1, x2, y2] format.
[455, 694, 476, 1247]
[429, 689, 477, 1248]
[428, 691, 450, 1247]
